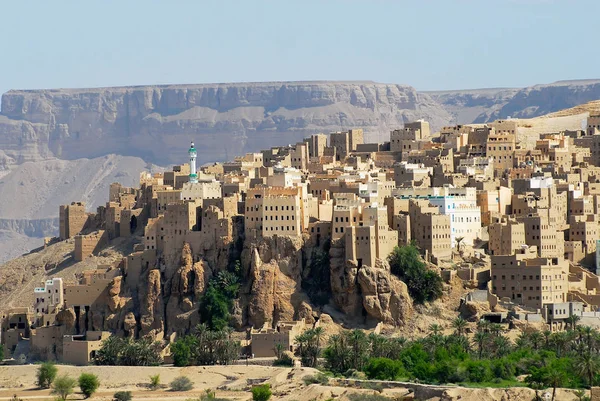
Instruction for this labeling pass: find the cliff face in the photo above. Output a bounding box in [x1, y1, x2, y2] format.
[0, 81, 451, 165]
[429, 79, 600, 124]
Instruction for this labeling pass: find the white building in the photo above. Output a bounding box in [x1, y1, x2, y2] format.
[394, 186, 481, 247]
[267, 164, 303, 188]
[34, 278, 64, 326]
[180, 180, 222, 201]
[458, 157, 494, 179]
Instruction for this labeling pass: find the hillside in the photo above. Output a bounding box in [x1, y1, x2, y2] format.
[0, 154, 154, 262]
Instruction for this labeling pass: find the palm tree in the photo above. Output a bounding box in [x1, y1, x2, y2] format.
[489, 323, 503, 337]
[575, 352, 600, 387]
[429, 323, 442, 336]
[551, 331, 569, 357]
[477, 319, 490, 334]
[543, 368, 566, 401]
[452, 317, 467, 336]
[473, 331, 489, 359]
[493, 335, 512, 358]
[515, 332, 531, 350]
[543, 330, 552, 350]
[580, 325, 595, 350]
[311, 327, 324, 367]
[530, 331, 543, 350]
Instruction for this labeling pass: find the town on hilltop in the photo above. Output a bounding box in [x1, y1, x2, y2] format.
[4, 110, 600, 371]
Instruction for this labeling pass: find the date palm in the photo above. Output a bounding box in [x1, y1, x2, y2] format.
[473, 331, 489, 359]
[575, 352, 600, 387]
[543, 368, 566, 401]
[429, 323, 443, 336]
[452, 317, 467, 336]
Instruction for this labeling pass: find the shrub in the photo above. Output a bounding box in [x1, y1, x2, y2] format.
[252, 384, 272, 401]
[149, 374, 161, 390]
[364, 357, 404, 381]
[191, 389, 230, 401]
[113, 391, 133, 401]
[273, 351, 294, 367]
[78, 373, 100, 398]
[466, 360, 492, 383]
[302, 373, 329, 385]
[51, 375, 77, 401]
[10, 396, 24, 401]
[388, 244, 443, 304]
[37, 362, 58, 389]
[170, 376, 194, 391]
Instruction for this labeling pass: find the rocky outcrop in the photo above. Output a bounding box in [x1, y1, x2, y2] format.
[357, 260, 413, 325]
[329, 240, 412, 325]
[244, 236, 307, 328]
[0, 82, 452, 166]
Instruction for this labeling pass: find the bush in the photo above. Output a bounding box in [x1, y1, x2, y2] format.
[37, 362, 58, 389]
[302, 372, 329, 385]
[273, 351, 294, 367]
[364, 357, 404, 381]
[78, 373, 100, 398]
[149, 374, 161, 390]
[388, 245, 443, 304]
[252, 384, 272, 401]
[170, 376, 194, 391]
[466, 360, 492, 383]
[189, 389, 230, 401]
[113, 391, 133, 401]
[51, 375, 77, 401]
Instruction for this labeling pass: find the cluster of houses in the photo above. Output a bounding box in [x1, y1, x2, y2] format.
[4, 113, 600, 363]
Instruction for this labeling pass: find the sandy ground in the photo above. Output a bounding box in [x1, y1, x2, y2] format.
[0, 364, 413, 401]
[0, 364, 590, 401]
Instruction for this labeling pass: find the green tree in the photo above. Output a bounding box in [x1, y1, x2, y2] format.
[473, 331, 489, 359]
[452, 317, 467, 337]
[171, 336, 197, 367]
[295, 328, 324, 368]
[78, 373, 100, 399]
[36, 362, 58, 389]
[51, 375, 77, 401]
[388, 245, 443, 303]
[575, 352, 600, 387]
[95, 337, 162, 366]
[251, 384, 272, 401]
[364, 358, 404, 380]
[199, 283, 233, 331]
[544, 368, 567, 401]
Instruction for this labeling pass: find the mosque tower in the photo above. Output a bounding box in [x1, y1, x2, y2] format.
[189, 141, 198, 184]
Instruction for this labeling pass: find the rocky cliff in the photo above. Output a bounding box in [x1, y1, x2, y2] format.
[429, 79, 600, 124]
[0, 81, 451, 166]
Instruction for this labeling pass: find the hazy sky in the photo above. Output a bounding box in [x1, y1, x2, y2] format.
[0, 0, 598, 95]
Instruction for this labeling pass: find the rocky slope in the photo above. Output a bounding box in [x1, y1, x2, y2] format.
[0, 155, 154, 262]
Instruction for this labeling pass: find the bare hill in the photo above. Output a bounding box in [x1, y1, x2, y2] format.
[0, 154, 154, 262]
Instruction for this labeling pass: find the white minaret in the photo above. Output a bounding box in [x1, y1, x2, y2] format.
[189, 141, 198, 184]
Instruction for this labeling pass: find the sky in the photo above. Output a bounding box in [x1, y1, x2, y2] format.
[0, 0, 598, 96]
